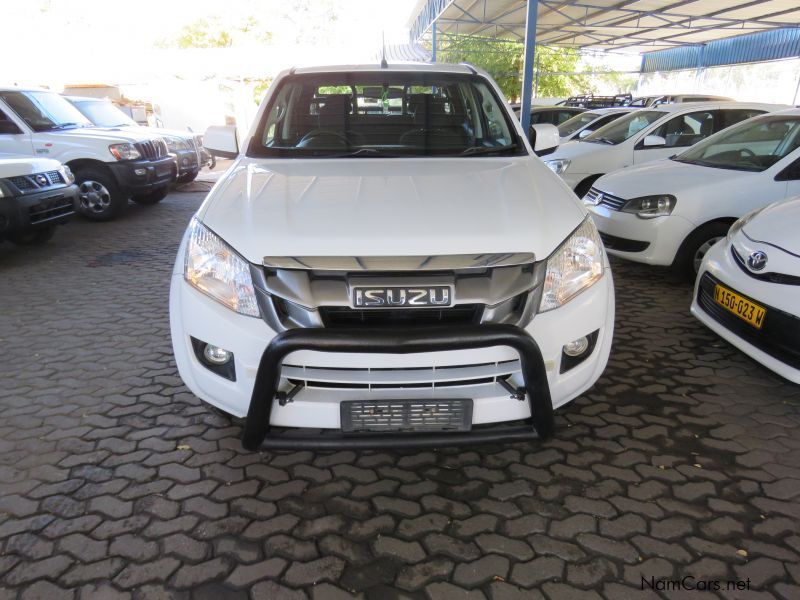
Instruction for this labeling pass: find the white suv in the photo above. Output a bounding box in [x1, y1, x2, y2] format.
[170, 63, 615, 449]
[0, 88, 176, 220]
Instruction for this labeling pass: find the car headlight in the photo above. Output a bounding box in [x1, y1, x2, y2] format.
[184, 218, 260, 317]
[109, 143, 141, 161]
[165, 137, 188, 152]
[59, 164, 75, 184]
[620, 194, 676, 219]
[727, 206, 765, 242]
[544, 159, 570, 175]
[539, 217, 604, 312]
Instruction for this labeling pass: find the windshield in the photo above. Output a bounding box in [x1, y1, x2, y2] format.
[73, 100, 136, 127]
[674, 115, 800, 172]
[583, 110, 664, 145]
[0, 91, 92, 132]
[558, 111, 601, 137]
[249, 72, 524, 158]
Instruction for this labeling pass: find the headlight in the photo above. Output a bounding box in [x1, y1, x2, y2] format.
[165, 137, 188, 152]
[621, 194, 676, 219]
[109, 143, 141, 161]
[539, 218, 604, 312]
[184, 219, 260, 317]
[727, 206, 765, 242]
[59, 164, 75, 184]
[544, 159, 570, 175]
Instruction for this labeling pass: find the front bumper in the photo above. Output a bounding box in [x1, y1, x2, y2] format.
[172, 148, 200, 178]
[108, 155, 177, 195]
[588, 203, 695, 266]
[0, 184, 78, 240]
[691, 240, 800, 384]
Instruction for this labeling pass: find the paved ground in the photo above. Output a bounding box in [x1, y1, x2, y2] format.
[1, 189, 799, 600]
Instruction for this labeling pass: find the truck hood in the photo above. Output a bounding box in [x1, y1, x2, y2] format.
[593, 158, 757, 200]
[199, 156, 586, 264]
[547, 139, 610, 164]
[744, 196, 800, 256]
[98, 125, 195, 141]
[38, 126, 163, 144]
[0, 156, 62, 177]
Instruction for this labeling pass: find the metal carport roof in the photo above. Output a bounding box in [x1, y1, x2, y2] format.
[410, 0, 800, 53]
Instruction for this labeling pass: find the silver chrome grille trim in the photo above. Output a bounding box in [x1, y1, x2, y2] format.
[586, 187, 627, 211]
[262, 253, 536, 271]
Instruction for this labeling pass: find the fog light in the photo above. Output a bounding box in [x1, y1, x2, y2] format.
[134, 168, 147, 176]
[203, 344, 232, 365]
[563, 336, 589, 357]
[182, 158, 189, 166]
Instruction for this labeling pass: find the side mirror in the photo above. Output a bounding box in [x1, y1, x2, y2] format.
[204, 125, 239, 158]
[642, 134, 666, 148]
[578, 128, 593, 139]
[529, 123, 560, 156]
[0, 121, 23, 135]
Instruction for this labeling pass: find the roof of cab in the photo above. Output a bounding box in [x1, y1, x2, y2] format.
[290, 62, 479, 75]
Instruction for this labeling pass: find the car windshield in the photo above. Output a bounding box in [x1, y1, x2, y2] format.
[558, 111, 601, 137]
[73, 100, 137, 127]
[0, 91, 92, 132]
[674, 115, 800, 172]
[582, 110, 664, 145]
[249, 72, 524, 158]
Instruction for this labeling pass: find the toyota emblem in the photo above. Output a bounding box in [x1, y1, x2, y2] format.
[35, 174, 48, 186]
[747, 250, 768, 271]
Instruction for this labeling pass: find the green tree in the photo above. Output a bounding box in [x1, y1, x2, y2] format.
[159, 16, 272, 49]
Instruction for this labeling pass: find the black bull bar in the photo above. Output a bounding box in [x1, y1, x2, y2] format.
[242, 324, 554, 450]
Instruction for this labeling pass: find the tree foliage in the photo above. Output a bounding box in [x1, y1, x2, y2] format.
[436, 34, 629, 100]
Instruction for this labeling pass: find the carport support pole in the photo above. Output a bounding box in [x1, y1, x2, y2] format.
[431, 22, 437, 62]
[519, 0, 539, 134]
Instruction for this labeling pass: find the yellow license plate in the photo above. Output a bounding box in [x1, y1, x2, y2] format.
[713, 284, 766, 329]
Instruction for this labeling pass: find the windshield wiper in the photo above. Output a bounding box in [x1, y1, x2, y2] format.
[459, 143, 518, 156]
[584, 136, 614, 145]
[48, 123, 84, 131]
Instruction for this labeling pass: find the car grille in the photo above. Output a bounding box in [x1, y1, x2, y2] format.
[731, 246, 800, 286]
[319, 304, 483, 328]
[341, 399, 472, 433]
[586, 187, 627, 211]
[136, 139, 168, 160]
[7, 170, 64, 193]
[28, 195, 74, 224]
[599, 231, 650, 252]
[697, 273, 800, 369]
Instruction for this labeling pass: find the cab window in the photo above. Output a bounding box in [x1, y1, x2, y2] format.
[652, 110, 715, 148]
[0, 108, 22, 134]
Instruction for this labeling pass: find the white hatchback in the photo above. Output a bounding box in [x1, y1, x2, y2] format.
[543, 102, 787, 197]
[692, 198, 800, 384]
[585, 110, 800, 275]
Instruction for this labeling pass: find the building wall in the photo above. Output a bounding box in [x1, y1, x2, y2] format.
[637, 57, 800, 105]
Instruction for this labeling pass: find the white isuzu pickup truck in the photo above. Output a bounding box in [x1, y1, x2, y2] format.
[170, 63, 615, 449]
[0, 88, 176, 221]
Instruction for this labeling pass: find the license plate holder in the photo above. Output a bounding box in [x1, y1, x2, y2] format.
[713, 283, 766, 329]
[341, 399, 473, 434]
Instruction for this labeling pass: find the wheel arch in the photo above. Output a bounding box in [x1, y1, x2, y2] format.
[66, 158, 115, 178]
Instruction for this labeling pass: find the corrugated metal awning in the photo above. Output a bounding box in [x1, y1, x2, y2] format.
[409, 0, 800, 53]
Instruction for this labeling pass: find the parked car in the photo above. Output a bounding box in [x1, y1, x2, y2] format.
[170, 63, 615, 450]
[66, 96, 205, 184]
[628, 94, 733, 107]
[562, 94, 632, 108]
[584, 110, 800, 275]
[543, 102, 786, 197]
[692, 197, 800, 384]
[0, 154, 78, 245]
[557, 107, 633, 143]
[0, 88, 176, 221]
[512, 104, 587, 126]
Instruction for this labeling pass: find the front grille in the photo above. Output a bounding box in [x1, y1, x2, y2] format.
[586, 187, 627, 211]
[341, 399, 473, 433]
[732, 246, 800, 286]
[136, 139, 168, 160]
[6, 170, 64, 193]
[697, 273, 800, 369]
[28, 195, 74, 224]
[319, 304, 483, 328]
[599, 231, 650, 252]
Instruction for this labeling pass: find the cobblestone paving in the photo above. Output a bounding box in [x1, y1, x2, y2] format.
[1, 191, 799, 600]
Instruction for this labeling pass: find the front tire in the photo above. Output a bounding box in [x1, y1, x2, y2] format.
[74, 167, 126, 221]
[672, 221, 730, 280]
[10, 226, 56, 246]
[132, 187, 169, 205]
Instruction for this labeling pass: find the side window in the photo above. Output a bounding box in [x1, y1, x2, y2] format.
[719, 109, 764, 130]
[594, 113, 623, 129]
[652, 110, 715, 148]
[0, 108, 23, 135]
[557, 111, 577, 125]
[529, 112, 543, 125]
